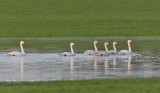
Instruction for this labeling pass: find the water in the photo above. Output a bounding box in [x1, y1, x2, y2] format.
[0, 36, 159, 81]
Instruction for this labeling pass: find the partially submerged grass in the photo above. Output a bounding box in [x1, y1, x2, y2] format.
[0, 77, 160, 93]
[0, 0, 160, 37]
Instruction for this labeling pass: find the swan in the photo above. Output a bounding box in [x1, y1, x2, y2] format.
[109, 41, 118, 54]
[84, 40, 98, 55]
[59, 43, 75, 56]
[8, 41, 25, 56]
[95, 42, 110, 56]
[118, 40, 133, 55]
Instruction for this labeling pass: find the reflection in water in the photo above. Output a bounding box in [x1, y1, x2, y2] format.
[70, 57, 74, 73]
[104, 57, 109, 74]
[94, 56, 97, 72]
[0, 37, 158, 81]
[128, 55, 132, 75]
[20, 56, 24, 80]
[118, 55, 132, 75]
[113, 55, 117, 69]
[0, 52, 158, 81]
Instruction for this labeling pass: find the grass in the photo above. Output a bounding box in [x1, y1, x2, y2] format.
[0, 1, 159, 92]
[0, 0, 160, 37]
[0, 77, 159, 93]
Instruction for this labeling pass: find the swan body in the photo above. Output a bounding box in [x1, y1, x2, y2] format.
[59, 43, 75, 56]
[84, 40, 98, 55]
[119, 50, 131, 55]
[95, 51, 109, 56]
[118, 40, 133, 55]
[109, 41, 118, 54]
[8, 41, 25, 56]
[8, 51, 25, 56]
[59, 52, 75, 56]
[95, 42, 110, 56]
[84, 51, 98, 55]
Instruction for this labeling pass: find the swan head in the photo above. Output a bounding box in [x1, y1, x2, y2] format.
[70, 43, 75, 46]
[94, 40, 98, 44]
[128, 40, 133, 43]
[104, 42, 109, 45]
[113, 41, 117, 45]
[20, 41, 25, 44]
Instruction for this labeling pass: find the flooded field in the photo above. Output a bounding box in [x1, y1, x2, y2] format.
[0, 36, 159, 81]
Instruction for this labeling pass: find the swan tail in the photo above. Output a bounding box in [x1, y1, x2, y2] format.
[8, 54, 16, 56]
[59, 53, 64, 56]
[118, 52, 125, 55]
[59, 53, 67, 56]
[84, 52, 91, 55]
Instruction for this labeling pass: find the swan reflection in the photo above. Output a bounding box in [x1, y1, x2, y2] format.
[118, 55, 132, 74]
[20, 56, 24, 80]
[128, 55, 132, 75]
[94, 56, 97, 72]
[70, 56, 74, 73]
[113, 55, 117, 69]
[104, 57, 109, 74]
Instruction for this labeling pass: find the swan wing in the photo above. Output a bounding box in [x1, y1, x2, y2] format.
[109, 50, 118, 54]
[89, 51, 98, 55]
[95, 51, 110, 56]
[84, 50, 95, 55]
[119, 50, 131, 55]
[84, 50, 94, 53]
[59, 52, 75, 56]
[8, 51, 24, 56]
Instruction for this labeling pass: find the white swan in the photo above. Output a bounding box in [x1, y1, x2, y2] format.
[95, 42, 110, 56]
[118, 40, 133, 55]
[59, 43, 75, 56]
[109, 41, 118, 54]
[8, 41, 25, 56]
[84, 40, 98, 55]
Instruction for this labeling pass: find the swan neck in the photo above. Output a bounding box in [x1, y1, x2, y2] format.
[20, 43, 25, 54]
[128, 42, 131, 52]
[113, 43, 117, 51]
[70, 44, 74, 53]
[104, 43, 108, 52]
[94, 43, 98, 51]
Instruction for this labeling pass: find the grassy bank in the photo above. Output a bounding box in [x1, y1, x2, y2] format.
[0, 0, 160, 37]
[0, 77, 159, 93]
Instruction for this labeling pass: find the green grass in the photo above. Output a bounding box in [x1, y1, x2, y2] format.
[0, 77, 159, 93]
[0, 0, 160, 37]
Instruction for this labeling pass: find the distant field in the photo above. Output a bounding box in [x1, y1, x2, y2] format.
[0, 77, 159, 93]
[0, 0, 160, 37]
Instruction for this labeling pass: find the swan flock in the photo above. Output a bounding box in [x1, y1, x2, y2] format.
[7, 40, 133, 56]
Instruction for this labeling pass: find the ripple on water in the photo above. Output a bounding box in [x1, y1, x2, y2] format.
[0, 37, 159, 81]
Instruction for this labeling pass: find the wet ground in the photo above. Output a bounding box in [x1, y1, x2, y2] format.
[0, 36, 159, 81]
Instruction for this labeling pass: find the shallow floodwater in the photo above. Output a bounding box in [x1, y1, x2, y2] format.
[0, 36, 159, 81]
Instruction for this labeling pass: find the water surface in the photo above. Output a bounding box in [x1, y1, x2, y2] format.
[0, 36, 159, 81]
